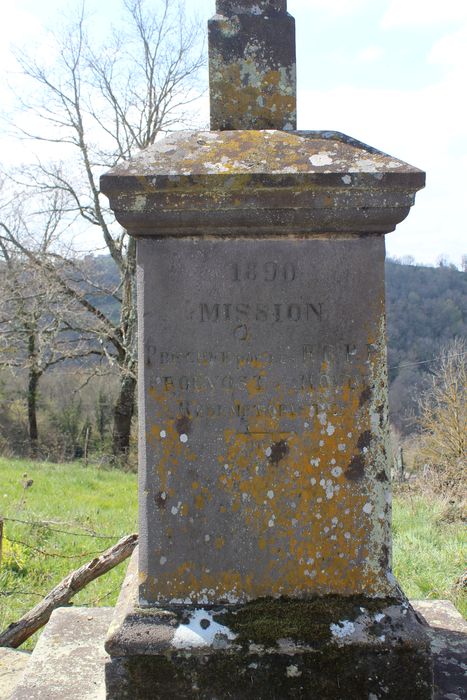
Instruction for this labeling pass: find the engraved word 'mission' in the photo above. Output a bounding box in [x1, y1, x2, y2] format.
[191, 303, 323, 324]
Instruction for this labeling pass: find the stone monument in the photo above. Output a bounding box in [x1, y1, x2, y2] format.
[101, 1, 433, 697]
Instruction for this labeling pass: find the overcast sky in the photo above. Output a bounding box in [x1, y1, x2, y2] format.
[1, 0, 466, 267]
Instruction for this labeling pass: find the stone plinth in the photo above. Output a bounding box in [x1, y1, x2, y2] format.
[105, 552, 433, 700]
[100, 129, 430, 698]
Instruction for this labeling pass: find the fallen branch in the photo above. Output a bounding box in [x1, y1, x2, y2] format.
[0, 533, 138, 649]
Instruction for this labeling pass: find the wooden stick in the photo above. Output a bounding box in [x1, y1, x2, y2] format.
[0, 533, 138, 649]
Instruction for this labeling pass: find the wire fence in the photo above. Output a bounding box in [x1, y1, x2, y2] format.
[0, 514, 134, 608]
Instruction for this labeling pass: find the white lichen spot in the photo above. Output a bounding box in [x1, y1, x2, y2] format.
[326, 423, 335, 436]
[332, 517, 338, 526]
[326, 484, 335, 500]
[265, 447, 272, 457]
[310, 458, 320, 467]
[338, 444, 346, 452]
[331, 467, 343, 478]
[330, 620, 355, 639]
[363, 503, 373, 514]
[172, 610, 237, 649]
[355, 158, 379, 172]
[267, 490, 274, 500]
[224, 464, 229, 470]
[319, 440, 324, 447]
[268, 518, 275, 528]
[320, 479, 326, 487]
[204, 535, 210, 542]
[374, 613, 385, 623]
[310, 152, 334, 167]
[286, 665, 302, 678]
[160, 556, 167, 566]
[310, 478, 317, 486]
[344, 532, 351, 540]
[180, 434, 188, 443]
[159, 430, 167, 439]
[292, 518, 298, 527]
[171, 501, 182, 516]
[318, 412, 327, 426]
[294, 471, 300, 477]
[342, 175, 352, 185]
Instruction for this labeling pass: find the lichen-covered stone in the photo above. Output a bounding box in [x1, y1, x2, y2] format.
[100, 130, 425, 237]
[209, 4, 296, 130]
[105, 555, 433, 700]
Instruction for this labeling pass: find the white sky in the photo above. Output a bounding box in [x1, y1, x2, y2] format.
[1, 0, 466, 267]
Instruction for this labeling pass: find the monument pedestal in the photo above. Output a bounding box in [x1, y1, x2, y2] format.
[101, 127, 430, 699]
[105, 552, 432, 700]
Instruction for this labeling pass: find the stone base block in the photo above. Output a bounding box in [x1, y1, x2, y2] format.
[105, 556, 433, 699]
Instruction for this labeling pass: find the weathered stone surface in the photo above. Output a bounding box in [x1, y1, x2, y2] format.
[105, 553, 433, 700]
[136, 235, 395, 605]
[101, 117, 428, 696]
[209, 2, 296, 130]
[100, 130, 425, 237]
[216, 1, 287, 15]
[413, 600, 467, 700]
[0, 648, 29, 700]
[10, 608, 112, 700]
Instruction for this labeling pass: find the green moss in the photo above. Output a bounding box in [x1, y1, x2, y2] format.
[214, 595, 401, 647]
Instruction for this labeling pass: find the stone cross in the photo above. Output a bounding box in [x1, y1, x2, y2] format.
[101, 3, 432, 698]
[209, 0, 296, 129]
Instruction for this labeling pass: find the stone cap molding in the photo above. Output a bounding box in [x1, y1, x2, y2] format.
[100, 130, 425, 237]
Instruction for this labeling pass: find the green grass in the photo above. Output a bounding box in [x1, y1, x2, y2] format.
[0, 458, 465, 651]
[392, 490, 466, 617]
[0, 457, 137, 649]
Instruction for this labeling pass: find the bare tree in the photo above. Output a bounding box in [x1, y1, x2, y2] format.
[0, 190, 107, 456]
[418, 338, 466, 492]
[9, 0, 205, 461]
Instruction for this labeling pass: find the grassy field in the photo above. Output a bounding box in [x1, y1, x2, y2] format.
[0, 458, 137, 649]
[0, 457, 465, 650]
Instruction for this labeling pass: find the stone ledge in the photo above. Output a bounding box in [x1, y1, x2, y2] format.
[9, 608, 113, 700]
[0, 648, 29, 700]
[1, 600, 464, 700]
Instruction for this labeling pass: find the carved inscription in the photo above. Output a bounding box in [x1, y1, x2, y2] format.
[188, 302, 323, 324]
[145, 244, 376, 435]
[147, 341, 366, 425]
[232, 261, 296, 282]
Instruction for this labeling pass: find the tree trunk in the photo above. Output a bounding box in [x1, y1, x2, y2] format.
[112, 371, 137, 460]
[111, 239, 137, 463]
[27, 332, 41, 458]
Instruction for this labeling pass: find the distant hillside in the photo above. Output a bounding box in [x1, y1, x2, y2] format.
[386, 259, 466, 381]
[386, 259, 466, 432]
